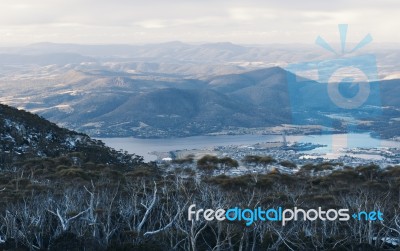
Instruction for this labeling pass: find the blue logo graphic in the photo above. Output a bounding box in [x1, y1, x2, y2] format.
[285, 24, 381, 150]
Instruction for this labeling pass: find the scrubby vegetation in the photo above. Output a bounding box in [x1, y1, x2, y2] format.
[197, 155, 239, 174]
[0, 156, 400, 250]
[0, 104, 143, 166]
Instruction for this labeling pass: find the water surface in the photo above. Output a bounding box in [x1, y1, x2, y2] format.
[98, 133, 400, 161]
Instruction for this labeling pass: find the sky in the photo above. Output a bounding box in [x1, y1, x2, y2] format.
[0, 0, 398, 45]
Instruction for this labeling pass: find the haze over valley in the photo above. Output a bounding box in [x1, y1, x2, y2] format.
[0, 42, 399, 139]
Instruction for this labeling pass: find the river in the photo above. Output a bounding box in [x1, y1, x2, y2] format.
[98, 133, 400, 162]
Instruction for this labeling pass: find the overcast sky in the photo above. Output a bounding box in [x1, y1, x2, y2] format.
[0, 0, 398, 45]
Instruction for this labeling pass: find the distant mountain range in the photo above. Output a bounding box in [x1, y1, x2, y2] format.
[0, 66, 294, 137]
[0, 42, 399, 138]
[0, 42, 399, 78]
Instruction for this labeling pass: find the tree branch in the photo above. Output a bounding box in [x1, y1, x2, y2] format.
[137, 181, 157, 232]
[144, 204, 181, 237]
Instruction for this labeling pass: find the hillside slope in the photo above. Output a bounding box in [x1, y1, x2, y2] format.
[0, 104, 143, 166]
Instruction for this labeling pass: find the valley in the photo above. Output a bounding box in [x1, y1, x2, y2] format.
[0, 42, 398, 140]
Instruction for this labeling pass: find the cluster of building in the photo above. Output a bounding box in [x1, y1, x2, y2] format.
[158, 139, 400, 176]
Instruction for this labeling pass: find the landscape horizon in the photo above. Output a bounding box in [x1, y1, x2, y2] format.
[0, 1, 400, 250]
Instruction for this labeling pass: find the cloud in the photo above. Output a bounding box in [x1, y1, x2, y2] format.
[229, 8, 277, 21]
[0, 0, 398, 44]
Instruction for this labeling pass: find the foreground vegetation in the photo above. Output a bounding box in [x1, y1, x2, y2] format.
[0, 154, 399, 251]
[2, 98, 398, 250]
